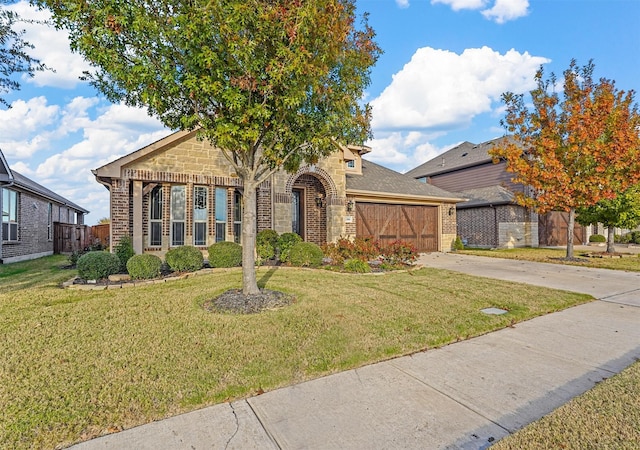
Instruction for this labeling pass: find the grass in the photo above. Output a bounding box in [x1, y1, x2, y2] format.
[0, 255, 591, 449]
[460, 247, 640, 271]
[493, 359, 640, 449]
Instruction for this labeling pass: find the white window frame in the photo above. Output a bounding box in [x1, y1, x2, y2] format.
[2, 188, 18, 242]
[171, 185, 186, 247]
[215, 187, 227, 242]
[193, 186, 208, 246]
[149, 186, 163, 247]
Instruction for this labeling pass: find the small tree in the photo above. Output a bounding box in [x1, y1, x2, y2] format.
[577, 185, 640, 253]
[39, 0, 381, 296]
[491, 60, 640, 259]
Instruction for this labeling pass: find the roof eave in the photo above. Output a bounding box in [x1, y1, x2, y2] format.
[346, 188, 465, 203]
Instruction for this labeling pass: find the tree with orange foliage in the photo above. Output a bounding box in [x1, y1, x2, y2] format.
[491, 60, 640, 259]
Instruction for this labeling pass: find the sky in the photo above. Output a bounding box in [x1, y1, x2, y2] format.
[1, 0, 639, 224]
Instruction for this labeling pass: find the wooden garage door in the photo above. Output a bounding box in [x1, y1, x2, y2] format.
[356, 203, 438, 252]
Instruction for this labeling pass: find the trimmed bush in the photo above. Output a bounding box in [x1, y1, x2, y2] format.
[453, 236, 464, 251]
[344, 258, 371, 273]
[288, 242, 323, 268]
[322, 237, 380, 265]
[208, 241, 242, 268]
[278, 232, 303, 262]
[380, 240, 418, 266]
[127, 254, 162, 280]
[589, 234, 606, 243]
[77, 251, 120, 280]
[165, 245, 204, 272]
[114, 236, 135, 272]
[257, 229, 279, 261]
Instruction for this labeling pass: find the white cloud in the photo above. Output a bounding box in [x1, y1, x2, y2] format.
[366, 130, 448, 172]
[370, 46, 549, 131]
[8, 2, 92, 89]
[481, 0, 529, 23]
[0, 97, 59, 139]
[431, 0, 529, 23]
[431, 0, 487, 11]
[396, 0, 411, 8]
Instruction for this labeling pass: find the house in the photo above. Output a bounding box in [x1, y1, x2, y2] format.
[0, 149, 89, 263]
[406, 137, 587, 248]
[93, 130, 463, 256]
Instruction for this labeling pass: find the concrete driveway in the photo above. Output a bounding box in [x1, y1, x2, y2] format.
[71, 253, 640, 450]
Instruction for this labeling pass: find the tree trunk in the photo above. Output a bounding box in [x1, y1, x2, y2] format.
[241, 181, 260, 295]
[606, 225, 616, 254]
[566, 207, 575, 259]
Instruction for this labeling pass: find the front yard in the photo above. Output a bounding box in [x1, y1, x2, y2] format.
[0, 255, 590, 449]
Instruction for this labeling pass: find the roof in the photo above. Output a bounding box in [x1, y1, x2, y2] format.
[0, 148, 89, 214]
[455, 185, 515, 209]
[405, 136, 515, 179]
[346, 159, 463, 202]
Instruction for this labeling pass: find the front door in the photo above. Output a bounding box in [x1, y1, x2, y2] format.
[292, 189, 304, 238]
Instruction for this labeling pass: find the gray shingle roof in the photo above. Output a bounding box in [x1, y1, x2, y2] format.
[11, 170, 89, 213]
[406, 136, 514, 179]
[455, 185, 515, 209]
[346, 159, 461, 201]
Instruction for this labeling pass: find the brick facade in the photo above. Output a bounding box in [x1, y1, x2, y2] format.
[457, 205, 538, 248]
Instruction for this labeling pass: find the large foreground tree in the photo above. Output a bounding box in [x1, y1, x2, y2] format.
[491, 60, 640, 259]
[1, 0, 45, 106]
[37, 0, 380, 295]
[576, 184, 640, 253]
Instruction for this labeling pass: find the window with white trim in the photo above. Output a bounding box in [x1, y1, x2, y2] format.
[193, 186, 208, 246]
[233, 190, 242, 244]
[215, 187, 227, 242]
[149, 186, 163, 246]
[2, 188, 18, 241]
[171, 185, 185, 246]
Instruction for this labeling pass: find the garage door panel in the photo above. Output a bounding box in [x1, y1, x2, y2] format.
[356, 203, 438, 252]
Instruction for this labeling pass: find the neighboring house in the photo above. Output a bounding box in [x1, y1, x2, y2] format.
[0, 149, 89, 263]
[406, 137, 586, 248]
[93, 130, 463, 257]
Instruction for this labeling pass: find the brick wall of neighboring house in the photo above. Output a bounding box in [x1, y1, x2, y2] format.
[458, 205, 538, 248]
[2, 188, 82, 262]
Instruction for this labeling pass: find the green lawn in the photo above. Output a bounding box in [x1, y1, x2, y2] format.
[0, 255, 591, 449]
[461, 247, 640, 271]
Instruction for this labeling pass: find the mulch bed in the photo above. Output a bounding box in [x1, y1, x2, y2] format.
[204, 289, 295, 314]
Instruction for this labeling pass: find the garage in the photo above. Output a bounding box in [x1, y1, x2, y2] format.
[355, 202, 439, 252]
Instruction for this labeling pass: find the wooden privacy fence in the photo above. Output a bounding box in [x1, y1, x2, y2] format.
[53, 223, 110, 254]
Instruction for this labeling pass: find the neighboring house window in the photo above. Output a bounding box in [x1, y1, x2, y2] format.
[417, 177, 427, 183]
[233, 190, 242, 244]
[215, 187, 227, 242]
[193, 186, 208, 246]
[346, 159, 355, 169]
[2, 188, 18, 241]
[149, 186, 163, 246]
[171, 185, 186, 246]
[47, 203, 53, 241]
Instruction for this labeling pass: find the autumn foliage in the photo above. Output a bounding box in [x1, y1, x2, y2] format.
[491, 60, 640, 258]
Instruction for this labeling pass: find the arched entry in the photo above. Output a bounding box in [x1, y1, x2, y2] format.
[291, 174, 327, 245]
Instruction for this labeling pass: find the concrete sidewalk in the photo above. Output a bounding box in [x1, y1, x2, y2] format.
[72, 254, 640, 450]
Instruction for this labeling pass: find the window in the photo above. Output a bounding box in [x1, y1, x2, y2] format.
[149, 186, 163, 246]
[233, 190, 242, 244]
[171, 186, 186, 246]
[2, 188, 18, 241]
[346, 159, 355, 169]
[215, 187, 227, 242]
[193, 186, 208, 246]
[47, 203, 53, 241]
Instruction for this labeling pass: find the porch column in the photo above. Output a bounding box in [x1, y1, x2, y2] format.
[132, 180, 143, 254]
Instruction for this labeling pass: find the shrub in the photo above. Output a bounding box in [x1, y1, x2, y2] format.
[344, 258, 371, 273]
[453, 236, 464, 251]
[208, 241, 242, 268]
[68, 250, 83, 267]
[165, 245, 204, 272]
[127, 254, 163, 280]
[380, 240, 418, 266]
[589, 234, 606, 243]
[321, 237, 380, 265]
[77, 251, 120, 280]
[288, 242, 324, 268]
[257, 229, 279, 261]
[277, 232, 303, 263]
[114, 236, 135, 272]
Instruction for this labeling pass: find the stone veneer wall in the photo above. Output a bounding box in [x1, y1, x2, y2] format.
[440, 203, 458, 252]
